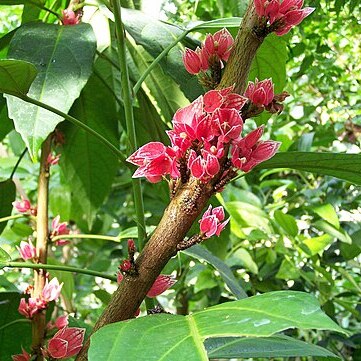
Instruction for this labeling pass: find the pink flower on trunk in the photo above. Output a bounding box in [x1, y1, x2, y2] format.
[182, 47, 208, 74]
[204, 28, 234, 62]
[231, 126, 280, 172]
[188, 149, 220, 182]
[11, 348, 30, 361]
[245, 78, 274, 106]
[47, 314, 69, 330]
[147, 275, 177, 297]
[254, 0, 315, 36]
[51, 215, 70, 245]
[18, 297, 43, 319]
[12, 198, 31, 213]
[46, 327, 85, 359]
[212, 108, 244, 143]
[17, 240, 36, 261]
[42, 277, 63, 302]
[47, 153, 61, 166]
[203, 86, 247, 113]
[62, 9, 80, 25]
[127, 142, 179, 183]
[199, 205, 230, 238]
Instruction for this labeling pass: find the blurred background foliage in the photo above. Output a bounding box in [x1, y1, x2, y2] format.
[0, 0, 360, 359]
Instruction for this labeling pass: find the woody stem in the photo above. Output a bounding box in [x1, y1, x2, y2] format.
[31, 136, 51, 360]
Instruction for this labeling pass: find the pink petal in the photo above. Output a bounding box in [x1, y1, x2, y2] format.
[147, 275, 176, 297]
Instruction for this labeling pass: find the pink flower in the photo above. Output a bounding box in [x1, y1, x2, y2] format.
[127, 142, 179, 183]
[51, 215, 70, 245]
[55, 314, 69, 329]
[62, 9, 80, 25]
[47, 153, 61, 166]
[231, 126, 280, 172]
[203, 86, 247, 113]
[204, 28, 234, 62]
[17, 240, 36, 261]
[182, 47, 208, 74]
[18, 297, 43, 319]
[212, 108, 244, 143]
[199, 205, 230, 238]
[11, 348, 30, 361]
[42, 277, 63, 302]
[245, 78, 274, 106]
[12, 198, 31, 213]
[147, 275, 176, 297]
[188, 150, 220, 182]
[46, 327, 85, 359]
[254, 0, 315, 36]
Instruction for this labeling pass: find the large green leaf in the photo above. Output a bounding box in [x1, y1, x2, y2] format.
[5, 23, 96, 159]
[256, 152, 361, 185]
[0, 59, 37, 96]
[0, 95, 14, 141]
[122, 8, 203, 101]
[89, 291, 344, 361]
[205, 335, 340, 360]
[60, 55, 119, 229]
[184, 244, 247, 300]
[0, 179, 16, 235]
[0, 292, 32, 359]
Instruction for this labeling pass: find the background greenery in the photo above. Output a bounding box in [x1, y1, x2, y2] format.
[0, 0, 360, 359]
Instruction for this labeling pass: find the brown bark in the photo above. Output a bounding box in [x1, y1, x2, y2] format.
[31, 136, 51, 360]
[76, 1, 266, 359]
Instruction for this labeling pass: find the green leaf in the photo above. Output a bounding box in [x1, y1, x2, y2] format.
[0, 95, 14, 141]
[60, 54, 119, 229]
[0, 179, 16, 235]
[301, 234, 334, 256]
[227, 248, 259, 275]
[274, 210, 298, 237]
[256, 152, 361, 185]
[0, 247, 11, 269]
[0, 292, 32, 359]
[189, 17, 242, 31]
[205, 335, 340, 360]
[89, 291, 344, 361]
[0, 59, 37, 96]
[5, 23, 96, 159]
[311, 204, 340, 229]
[122, 8, 203, 100]
[276, 258, 300, 280]
[314, 220, 352, 244]
[184, 244, 247, 299]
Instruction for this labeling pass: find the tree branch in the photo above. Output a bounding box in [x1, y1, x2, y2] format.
[76, 1, 266, 359]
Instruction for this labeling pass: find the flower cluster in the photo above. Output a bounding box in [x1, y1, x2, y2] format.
[199, 205, 230, 238]
[47, 152, 61, 166]
[255, 0, 315, 35]
[127, 85, 279, 185]
[18, 277, 63, 319]
[12, 197, 37, 216]
[17, 240, 36, 261]
[182, 28, 234, 75]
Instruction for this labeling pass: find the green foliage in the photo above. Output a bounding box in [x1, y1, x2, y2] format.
[5, 23, 96, 159]
[89, 291, 343, 361]
[0, 179, 16, 234]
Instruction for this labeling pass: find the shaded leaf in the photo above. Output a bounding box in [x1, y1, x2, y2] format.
[184, 244, 247, 299]
[0, 179, 16, 235]
[5, 23, 96, 159]
[256, 152, 361, 185]
[205, 335, 340, 360]
[0, 59, 37, 96]
[274, 210, 298, 237]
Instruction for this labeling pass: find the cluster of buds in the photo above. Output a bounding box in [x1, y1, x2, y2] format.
[183, 28, 234, 88]
[18, 278, 63, 319]
[50, 215, 70, 246]
[47, 152, 61, 166]
[255, 0, 315, 36]
[199, 205, 230, 239]
[127, 84, 279, 186]
[62, 9, 81, 25]
[12, 197, 37, 216]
